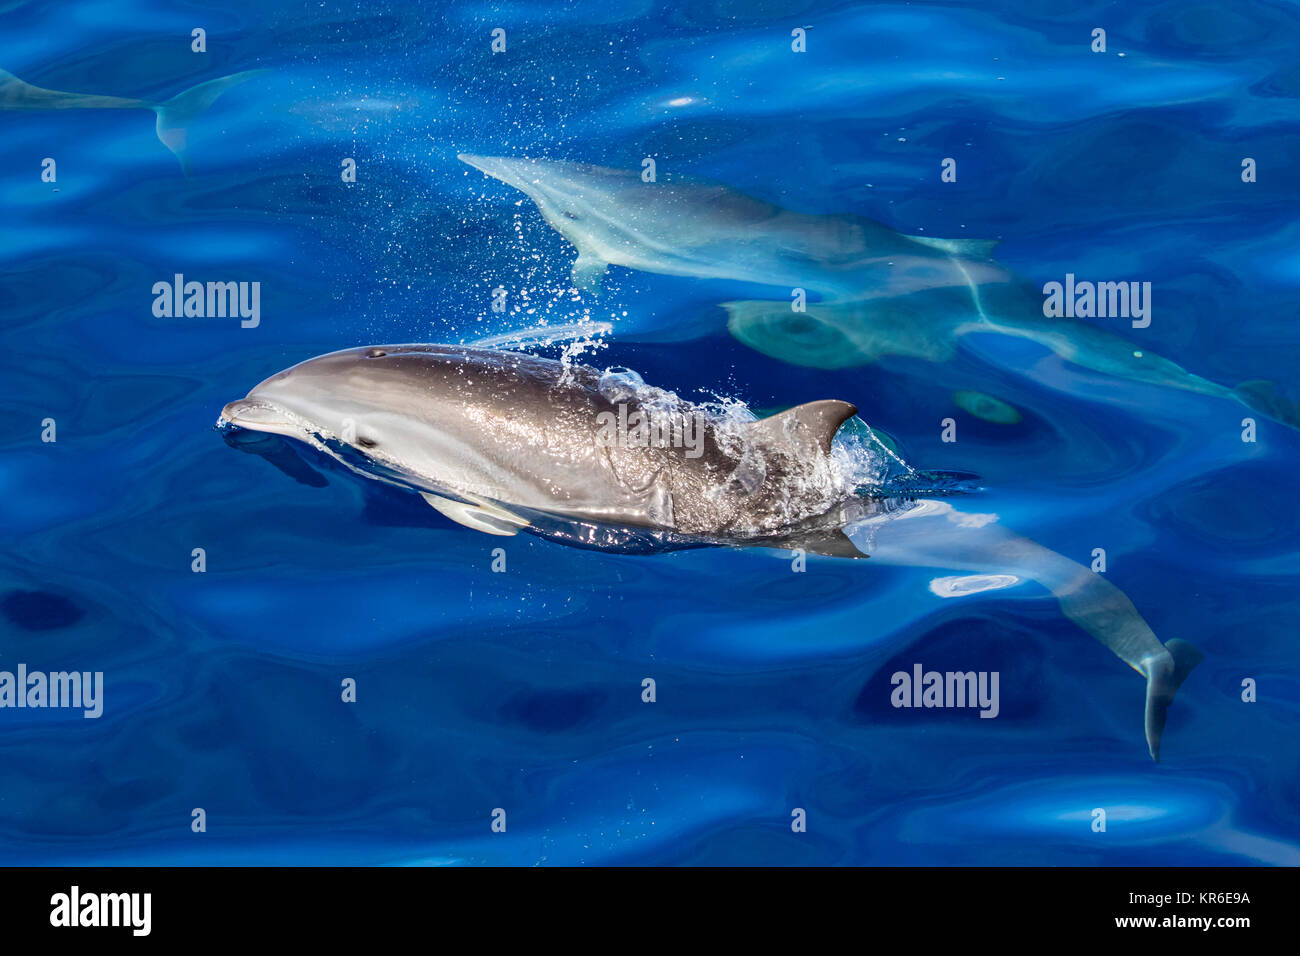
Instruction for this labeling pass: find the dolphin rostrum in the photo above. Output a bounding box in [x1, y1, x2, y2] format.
[1, 66, 264, 173]
[461, 153, 1298, 430]
[222, 343, 1200, 760]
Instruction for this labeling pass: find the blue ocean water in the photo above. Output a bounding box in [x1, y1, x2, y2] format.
[1, 0, 1298, 866]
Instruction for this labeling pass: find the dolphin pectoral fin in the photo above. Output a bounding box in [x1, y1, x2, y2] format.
[420, 492, 528, 536]
[153, 69, 265, 174]
[747, 400, 858, 458]
[1141, 639, 1203, 763]
[570, 251, 608, 296]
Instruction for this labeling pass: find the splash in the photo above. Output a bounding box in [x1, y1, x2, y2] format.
[590, 367, 899, 535]
[471, 319, 613, 350]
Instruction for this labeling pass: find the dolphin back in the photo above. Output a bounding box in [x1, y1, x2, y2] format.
[0, 67, 149, 110]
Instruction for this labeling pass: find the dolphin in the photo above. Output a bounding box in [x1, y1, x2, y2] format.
[847, 498, 1203, 762]
[0, 66, 265, 173]
[458, 153, 1005, 299]
[221, 343, 863, 542]
[725, 282, 1300, 427]
[221, 343, 1200, 759]
[461, 153, 1299, 430]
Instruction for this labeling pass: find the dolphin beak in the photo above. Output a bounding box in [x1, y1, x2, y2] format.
[458, 153, 538, 192]
[220, 398, 302, 438]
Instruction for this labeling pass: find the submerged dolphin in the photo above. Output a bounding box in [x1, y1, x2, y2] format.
[849, 498, 1203, 763]
[459, 153, 1005, 299]
[725, 282, 1300, 427]
[0, 66, 264, 173]
[221, 343, 1200, 759]
[461, 154, 1299, 430]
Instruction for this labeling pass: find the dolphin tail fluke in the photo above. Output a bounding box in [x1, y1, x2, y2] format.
[152, 69, 265, 174]
[1141, 638, 1203, 763]
[1234, 379, 1300, 432]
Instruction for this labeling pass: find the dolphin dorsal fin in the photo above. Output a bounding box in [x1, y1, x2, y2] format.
[747, 400, 858, 457]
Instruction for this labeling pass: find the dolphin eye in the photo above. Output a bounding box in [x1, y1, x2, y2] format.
[561, 210, 580, 221]
[365, 348, 387, 358]
[357, 435, 378, 449]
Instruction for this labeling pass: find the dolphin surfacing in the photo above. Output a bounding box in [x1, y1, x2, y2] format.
[220, 343, 862, 544]
[1, 66, 264, 173]
[222, 343, 1199, 760]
